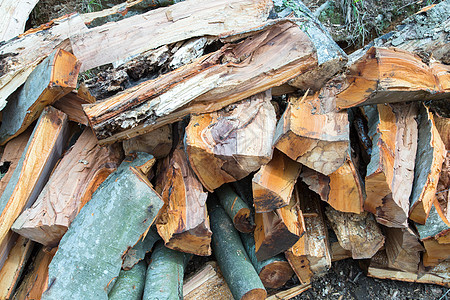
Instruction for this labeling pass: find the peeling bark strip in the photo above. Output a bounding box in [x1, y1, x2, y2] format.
[72, 0, 273, 72]
[0, 14, 87, 110]
[11, 128, 123, 248]
[83, 21, 318, 144]
[325, 47, 449, 111]
[273, 93, 349, 175]
[186, 91, 276, 192]
[42, 153, 163, 300]
[156, 146, 212, 256]
[409, 104, 445, 224]
[364, 103, 419, 228]
[0, 107, 69, 270]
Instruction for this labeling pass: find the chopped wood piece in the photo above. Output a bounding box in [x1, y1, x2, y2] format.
[185, 91, 276, 191]
[52, 91, 95, 125]
[122, 226, 160, 270]
[254, 198, 303, 262]
[266, 283, 311, 300]
[272, 0, 347, 90]
[183, 261, 234, 300]
[216, 185, 254, 233]
[328, 47, 449, 110]
[83, 21, 318, 144]
[0, 107, 69, 269]
[0, 0, 40, 42]
[0, 14, 86, 110]
[364, 103, 419, 227]
[366, 250, 449, 287]
[409, 104, 446, 224]
[416, 204, 450, 243]
[422, 238, 450, 267]
[11, 247, 56, 300]
[286, 183, 330, 283]
[0, 49, 79, 145]
[12, 128, 123, 247]
[384, 227, 423, 273]
[252, 150, 302, 212]
[330, 241, 352, 262]
[156, 146, 212, 256]
[142, 242, 190, 300]
[325, 207, 384, 259]
[123, 125, 172, 158]
[434, 114, 450, 149]
[273, 93, 349, 175]
[209, 202, 267, 300]
[72, 0, 273, 72]
[42, 153, 164, 300]
[109, 261, 147, 300]
[0, 236, 33, 299]
[240, 232, 293, 289]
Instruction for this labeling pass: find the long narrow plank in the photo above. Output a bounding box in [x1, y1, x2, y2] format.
[42, 153, 163, 300]
[0, 107, 69, 269]
[83, 21, 318, 144]
[0, 49, 80, 145]
[12, 128, 123, 247]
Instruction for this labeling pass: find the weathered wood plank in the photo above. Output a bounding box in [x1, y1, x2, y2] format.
[42, 153, 164, 300]
[83, 21, 318, 144]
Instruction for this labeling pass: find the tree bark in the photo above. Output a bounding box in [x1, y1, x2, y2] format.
[122, 226, 160, 270]
[83, 21, 317, 144]
[108, 261, 147, 300]
[42, 153, 164, 300]
[185, 91, 276, 191]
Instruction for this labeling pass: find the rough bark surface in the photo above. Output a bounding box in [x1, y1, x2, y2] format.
[108, 261, 147, 300]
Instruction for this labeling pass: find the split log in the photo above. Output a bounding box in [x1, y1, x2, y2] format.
[183, 261, 234, 300]
[0, 14, 87, 109]
[209, 201, 267, 300]
[0, 128, 32, 196]
[285, 183, 331, 283]
[409, 104, 446, 224]
[156, 146, 212, 256]
[364, 103, 419, 227]
[109, 261, 147, 300]
[0, 0, 39, 42]
[142, 241, 190, 300]
[424, 260, 450, 284]
[11, 247, 56, 300]
[12, 128, 123, 248]
[416, 204, 450, 245]
[325, 207, 384, 259]
[72, 0, 273, 72]
[384, 227, 423, 273]
[123, 125, 172, 158]
[185, 91, 276, 191]
[122, 226, 160, 270]
[0, 49, 80, 145]
[366, 250, 449, 287]
[434, 114, 450, 149]
[0, 236, 33, 299]
[0, 107, 69, 269]
[252, 150, 302, 212]
[83, 21, 318, 144]
[266, 284, 311, 300]
[240, 232, 293, 289]
[42, 153, 164, 300]
[272, 0, 348, 90]
[330, 241, 352, 262]
[53, 91, 95, 125]
[326, 47, 449, 111]
[273, 93, 349, 175]
[254, 197, 303, 261]
[215, 185, 254, 233]
[422, 238, 450, 267]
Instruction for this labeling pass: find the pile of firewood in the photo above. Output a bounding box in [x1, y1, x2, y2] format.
[0, 0, 449, 299]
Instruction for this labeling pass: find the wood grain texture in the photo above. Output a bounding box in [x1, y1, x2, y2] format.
[53, 91, 95, 125]
[274, 93, 349, 176]
[72, 0, 273, 72]
[364, 103, 419, 227]
[83, 21, 317, 144]
[42, 153, 163, 300]
[252, 150, 302, 213]
[123, 125, 172, 158]
[186, 91, 276, 191]
[325, 207, 384, 259]
[385, 227, 423, 273]
[156, 146, 212, 256]
[0, 14, 87, 110]
[12, 128, 123, 247]
[0, 0, 39, 42]
[409, 104, 445, 224]
[0, 107, 69, 270]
